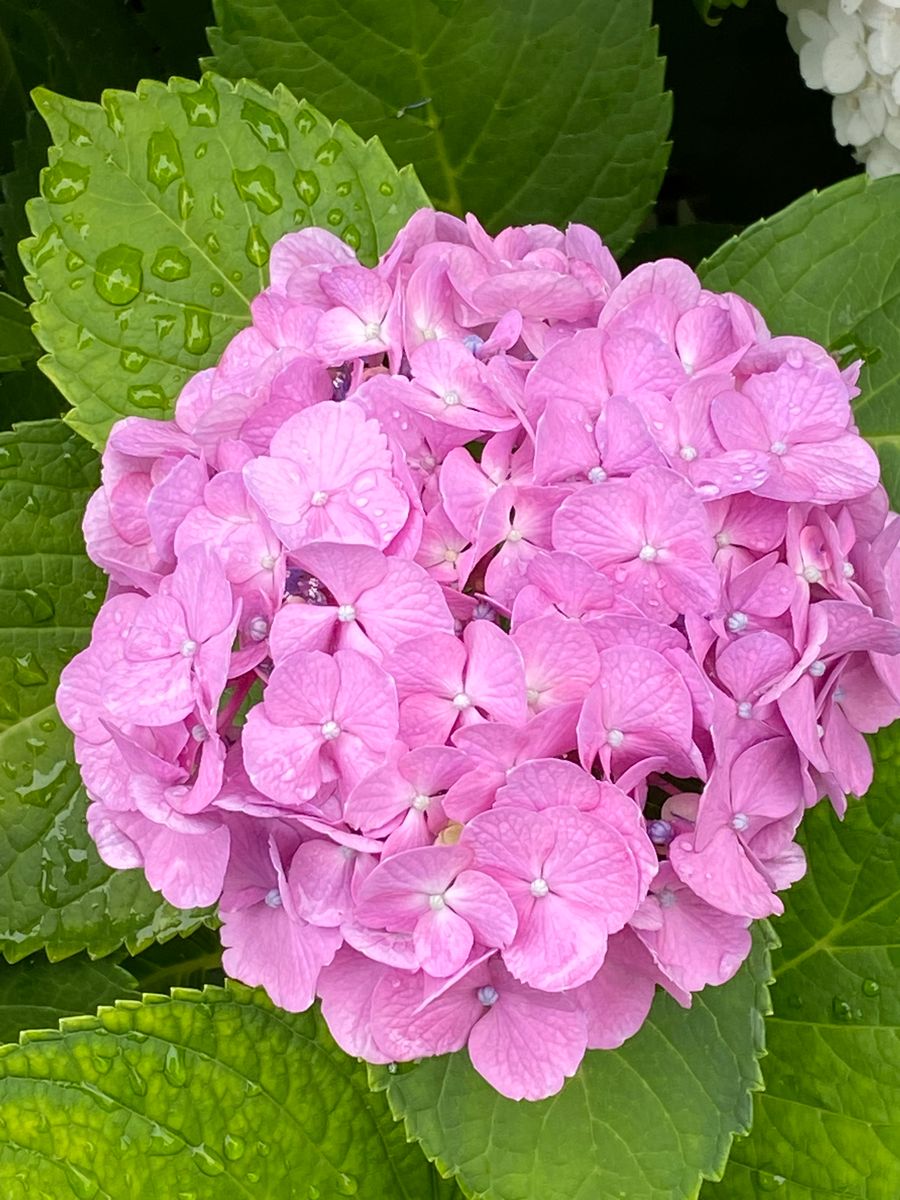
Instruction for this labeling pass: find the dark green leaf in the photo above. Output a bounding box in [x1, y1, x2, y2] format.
[371, 925, 773, 1200]
[22, 72, 428, 448]
[204, 0, 671, 251]
[698, 175, 900, 507]
[0, 419, 208, 961]
[0, 953, 136, 1045]
[0, 293, 39, 371]
[0, 110, 51, 299]
[0, 984, 448, 1199]
[693, 0, 750, 25]
[702, 722, 900, 1199]
[126, 927, 224, 994]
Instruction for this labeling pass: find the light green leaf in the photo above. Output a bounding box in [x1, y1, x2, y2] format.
[701, 723, 900, 1199]
[0, 292, 39, 371]
[204, 0, 671, 251]
[0, 984, 450, 1199]
[371, 925, 773, 1200]
[0, 953, 136, 1045]
[0, 419, 208, 962]
[23, 72, 428, 449]
[698, 174, 900, 507]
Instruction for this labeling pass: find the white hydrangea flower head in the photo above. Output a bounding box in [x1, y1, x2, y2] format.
[779, 0, 900, 175]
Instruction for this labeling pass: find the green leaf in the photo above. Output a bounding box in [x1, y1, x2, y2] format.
[126, 926, 225, 995]
[0, 419, 208, 961]
[23, 73, 428, 449]
[701, 722, 900, 1199]
[371, 925, 773, 1200]
[693, 0, 750, 24]
[0, 953, 136, 1045]
[0, 292, 39, 371]
[0, 984, 448, 1199]
[204, 0, 671, 251]
[698, 174, 900, 508]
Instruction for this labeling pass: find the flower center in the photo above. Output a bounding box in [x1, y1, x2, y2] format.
[507, 529, 523, 543]
[463, 334, 484, 354]
[530, 877, 550, 898]
[658, 886, 677, 909]
[321, 720, 342, 740]
[526, 687, 540, 705]
[770, 440, 787, 456]
[638, 544, 658, 562]
[679, 444, 698, 461]
[730, 812, 749, 832]
[260, 553, 277, 570]
[336, 604, 356, 622]
[715, 531, 731, 548]
[808, 659, 826, 678]
[727, 611, 749, 633]
[647, 819, 674, 846]
[443, 390, 461, 407]
[180, 639, 198, 657]
[802, 564, 822, 583]
[843, 561, 855, 578]
[428, 893, 446, 911]
[249, 616, 269, 642]
[411, 793, 431, 812]
[363, 321, 382, 340]
[190, 724, 207, 743]
[264, 888, 282, 908]
[606, 727, 624, 747]
[444, 548, 459, 563]
[310, 491, 329, 507]
[452, 692, 472, 709]
[588, 466, 607, 483]
[736, 700, 753, 719]
[477, 985, 499, 1006]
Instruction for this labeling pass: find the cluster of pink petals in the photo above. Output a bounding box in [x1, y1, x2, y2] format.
[59, 210, 900, 1102]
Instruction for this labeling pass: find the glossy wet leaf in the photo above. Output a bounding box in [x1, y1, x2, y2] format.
[205, 0, 671, 251]
[372, 925, 772, 1200]
[23, 72, 427, 448]
[0, 419, 208, 962]
[701, 723, 900, 1199]
[0, 984, 448, 1199]
[126, 927, 224, 995]
[699, 174, 900, 507]
[0, 953, 136, 1045]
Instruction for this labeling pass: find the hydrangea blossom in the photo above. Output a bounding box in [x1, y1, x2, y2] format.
[60, 208, 900, 1102]
[779, 0, 900, 177]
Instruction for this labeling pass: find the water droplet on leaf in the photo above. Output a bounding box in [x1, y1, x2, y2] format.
[151, 246, 191, 282]
[147, 128, 184, 192]
[94, 245, 142, 305]
[232, 166, 283, 214]
[241, 100, 289, 151]
[42, 161, 90, 204]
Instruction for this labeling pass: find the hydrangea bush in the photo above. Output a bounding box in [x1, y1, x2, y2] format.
[3, 4, 900, 1198]
[56, 209, 900, 1101]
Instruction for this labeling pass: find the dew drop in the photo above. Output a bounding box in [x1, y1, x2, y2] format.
[147, 128, 184, 192]
[210, 193, 225, 220]
[39, 718, 56, 733]
[124, 1058, 147, 1096]
[315, 138, 343, 166]
[146, 1123, 181, 1156]
[241, 99, 289, 151]
[42, 160, 90, 204]
[93, 245, 142, 305]
[119, 348, 148, 373]
[66, 250, 85, 272]
[13, 652, 47, 686]
[164, 1044, 187, 1087]
[335, 179, 352, 197]
[210, 281, 224, 296]
[862, 978, 881, 997]
[342, 224, 361, 251]
[38, 851, 58, 906]
[178, 182, 195, 221]
[832, 996, 854, 1022]
[296, 107, 318, 135]
[255, 1141, 270, 1157]
[327, 207, 343, 227]
[183, 306, 213, 356]
[245, 225, 270, 268]
[151, 246, 191, 282]
[181, 79, 221, 126]
[192, 1145, 225, 1176]
[757, 1172, 786, 1191]
[204, 233, 221, 256]
[31, 223, 64, 268]
[308, 1187, 321, 1200]
[66, 1166, 99, 1200]
[67, 122, 93, 147]
[103, 94, 125, 134]
[232, 165, 283, 214]
[378, 181, 394, 197]
[293, 169, 320, 206]
[127, 383, 168, 412]
[195, 143, 208, 159]
[335, 1173, 358, 1195]
[223, 1133, 246, 1161]
[22, 587, 54, 622]
[154, 314, 176, 339]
